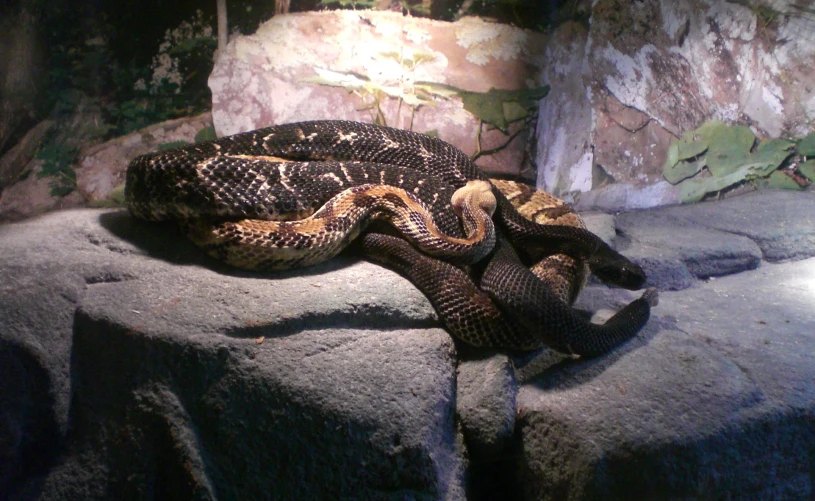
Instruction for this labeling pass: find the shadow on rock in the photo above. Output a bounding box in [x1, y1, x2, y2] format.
[512, 315, 661, 390]
[97, 210, 361, 279]
[0, 342, 60, 500]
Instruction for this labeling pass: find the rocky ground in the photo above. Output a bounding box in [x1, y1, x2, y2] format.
[1, 188, 813, 500]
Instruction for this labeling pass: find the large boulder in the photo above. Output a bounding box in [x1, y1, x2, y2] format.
[208, 11, 547, 177]
[0, 210, 466, 500]
[2, 188, 814, 499]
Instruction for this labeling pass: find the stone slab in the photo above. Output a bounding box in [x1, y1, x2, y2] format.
[614, 190, 814, 291]
[514, 258, 815, 500]
[2, 186, 814, 499]
[658, 190, 815, 262]
[0, 209, 465, 500]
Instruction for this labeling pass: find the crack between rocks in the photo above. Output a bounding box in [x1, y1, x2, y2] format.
[85, 232, 140, 256]
[632, 212, 772, 280]
[222, 308, 441, 340]
[663, 212, 765, 254]
[666, 320, 768, 404]
[83, 272, 138, 285]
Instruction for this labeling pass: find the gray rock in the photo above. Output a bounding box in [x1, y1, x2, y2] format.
[2, 187, 815, 500]
[579, 211, 618, 248]
[615, 210, 762, 290]
[455, 354, 516, 460]
[514, 258, 815, 500]
[659, 190, 815, 262]
[0, 209, 466, 500]
[609, 190, 815, 291]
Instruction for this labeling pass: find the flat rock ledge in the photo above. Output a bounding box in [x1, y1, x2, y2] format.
[1, 189, 813, 500]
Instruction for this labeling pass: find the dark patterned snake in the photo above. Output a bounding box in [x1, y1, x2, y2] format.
[125, 120, 657, 355]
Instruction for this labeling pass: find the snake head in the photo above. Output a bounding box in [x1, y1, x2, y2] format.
[451, 181, 497, 218]
[589, 253, 647, 290]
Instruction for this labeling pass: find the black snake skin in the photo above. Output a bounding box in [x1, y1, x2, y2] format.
[126, 120, 657, 355]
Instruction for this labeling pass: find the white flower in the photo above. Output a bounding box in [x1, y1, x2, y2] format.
[147, 9, 215, 94]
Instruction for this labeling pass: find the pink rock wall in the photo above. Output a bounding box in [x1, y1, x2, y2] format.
[538, 0, 815, 210]
[209, 11, 547, 176]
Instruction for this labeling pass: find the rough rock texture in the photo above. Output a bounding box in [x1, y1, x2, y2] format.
[0, 120, 54, 191]
[515, 256, 815, 500]
[0, 6, 46, 163]
[208, 11, 547, 176]
[455, 354, 516, 460]
[0, 210, 465, 500]
[513, 189, 815, 500]
[1, 189, 814, 500]
[75, 113, 214, 203]
[0, 113, 213, 223]
[619, 189, 815, 290]
[537, 0, 815, 209]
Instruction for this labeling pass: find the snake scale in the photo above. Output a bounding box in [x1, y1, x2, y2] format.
[126, 120, 657, 356]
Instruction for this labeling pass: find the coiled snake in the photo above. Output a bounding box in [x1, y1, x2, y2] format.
[126, 120, 657, 356]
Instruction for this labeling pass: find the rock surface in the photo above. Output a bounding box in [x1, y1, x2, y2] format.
[0, 113, 213, 223]
[0, 120, 54, 191]
[515, 256, 815, 500]
[1, 188, 814, 500]
[1, 210, 464, 500]
[536, 0, 815, 209]
[209, 11, 547, 177]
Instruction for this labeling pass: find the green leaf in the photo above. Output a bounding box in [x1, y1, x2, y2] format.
[401, 92, 431, 107]
[676, 138, 708, 161]
[302, 68, 370, 91]
[460, 90, 507, 130]
[695, 121, 755, 178]
[750, 138, 795, 177]
[378, 51, 435, 68]
[668, 123, 796, 196]
[679, 166, 750, 203]
[797, 132, 815, 156]
[664, 159, 704, 185]
[676, 153, 795, 203]
[665, 142, 679, 169]
[765, 170, 802, 190]
[662, 132, 707, 184]
[157, 141, 190, 152]
[414, 82, 461, 99]
[798, 159, 815, 181]
[459, 86, 549, 132]
[502, 101, 529, 123]
[412, 52, 436, 66]
[195, 126, 217, 143]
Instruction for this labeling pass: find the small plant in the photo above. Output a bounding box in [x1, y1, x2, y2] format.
[663, 120, 814, 203]
[36, 137, 78, 197]
[194, 126, 217, 143]
[319, 0, 378, 9]
[303, 51, 548, 147]
[157, 141, 191, 152]
[304, 50, 444, 128]
[451, 85, 549, 133]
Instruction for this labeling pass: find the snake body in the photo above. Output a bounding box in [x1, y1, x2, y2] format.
[126, 120, 656, 355]
[186, 180, 497, 270]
